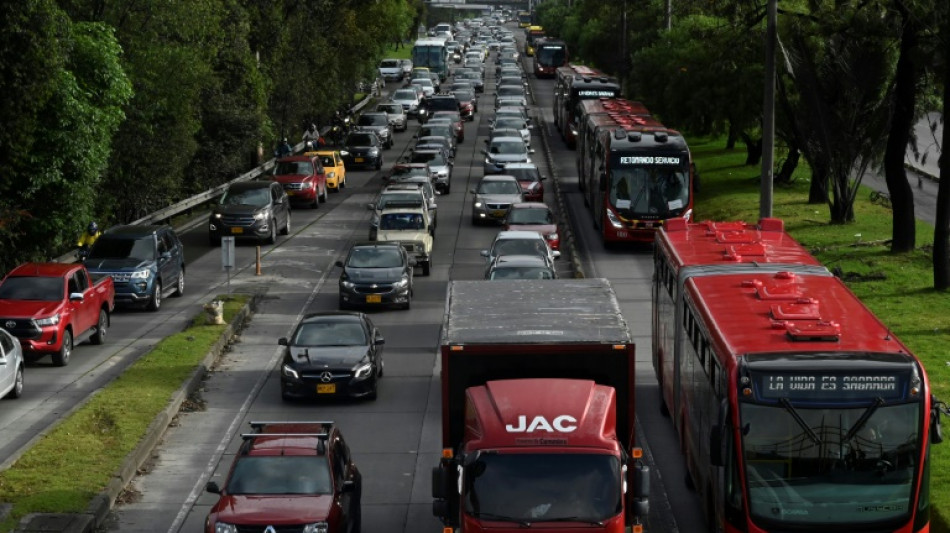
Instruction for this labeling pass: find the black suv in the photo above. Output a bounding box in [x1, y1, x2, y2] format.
[336, 242, 414, 310]
[209, 181, 291, 245]
[84, 225, 185, 311]
[418, 93, 461, 123]
[341, 131, 384, 170]
[204, 421, 362, 533]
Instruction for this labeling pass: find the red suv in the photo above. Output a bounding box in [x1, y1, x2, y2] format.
[272, 156, 328, 208]
[205, 421, 362, 533]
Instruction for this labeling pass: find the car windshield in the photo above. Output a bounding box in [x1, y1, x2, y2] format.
[88, 236, 157, 261]
[220, 187, 270, 207]
[489, 141, 526, 155]
[226, 456, 332, 495]
[478, 180, 521, 195]
[359, 114, 387, 126]
[275, 161, 313, 175]
[493, 239, 546, 258]
[508, 208, 552, 225]
[380, 60, 398, 67]
[293, 320, 368, 346]
[490, 266, 554, 280]
[463, 453, 620, 523]
[495, 118, 526, 131]
[411, 152, 441, 165]
[498, 86, 525, 97]
[346, 133, 376, 146]
[379, 212, 426, 231]
[391, 167, 428, 179]
[378, 105, 400, 114]
[0, 276, 62, 301]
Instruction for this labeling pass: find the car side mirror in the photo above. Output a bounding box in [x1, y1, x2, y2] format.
[335, 260, 344, 268]
[375, 336, 385, 345]
[480, 250, 489, 257]
[528, 148, 535, 154]
[366, 203, 376, 210]
[206, 481, 221, 494]
[278, 337, 289, 346]
[540, 176, 547, 181]
[342, 480, 356, 493]
[69, 292, 84, 302]
[552, 251, 561, 259]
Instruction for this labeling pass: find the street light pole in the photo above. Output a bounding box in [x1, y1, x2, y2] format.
[760, 0, 777, 219]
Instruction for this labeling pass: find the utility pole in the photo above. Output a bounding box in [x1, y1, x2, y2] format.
[760, 0, 777, 219]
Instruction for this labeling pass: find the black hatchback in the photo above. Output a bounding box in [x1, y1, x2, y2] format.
[278, 312, 385, 401]
[341, 131, 384, 170]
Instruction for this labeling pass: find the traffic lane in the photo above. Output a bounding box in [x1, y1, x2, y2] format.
[533, 83, 706, 532]
[105, 98, 469, 532]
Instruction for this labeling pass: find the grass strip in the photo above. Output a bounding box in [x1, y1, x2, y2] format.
[688, 137, 950, 531]
[0, 294, 250, 532]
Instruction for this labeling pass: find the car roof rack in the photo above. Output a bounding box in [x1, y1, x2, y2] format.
[243, 420, 335, 454]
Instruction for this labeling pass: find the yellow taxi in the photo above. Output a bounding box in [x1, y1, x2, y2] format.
[307, 149, 347, 191]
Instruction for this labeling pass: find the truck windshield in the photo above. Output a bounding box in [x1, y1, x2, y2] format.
[0, 277, 62, 301]
[608, 166, 689, 218]
[88, 236, 156, 262]
[463, 453, 620, 523]
[739, 401, 920, 527]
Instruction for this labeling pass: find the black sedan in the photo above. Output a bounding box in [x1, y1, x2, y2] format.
[278, 312, 385, 401]
[336, 242, 414, 310]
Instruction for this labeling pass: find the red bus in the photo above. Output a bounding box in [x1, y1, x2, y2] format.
[553, 64, 621, 148]
[533, 39, 569, 78]
[581, 112, 693, 243]
[652, 219, 942, 533]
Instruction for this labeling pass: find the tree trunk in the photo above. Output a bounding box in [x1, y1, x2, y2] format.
[808, 160, 828, 204]
[740, 132, 762, 166]
[775, 146, 800, 184]
[883, 0, 919, 253]
[934, 18, 950, 289]
[726, 122, 738, 149]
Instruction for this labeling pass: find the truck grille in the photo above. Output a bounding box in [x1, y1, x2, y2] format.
[0, 318, 40, 339]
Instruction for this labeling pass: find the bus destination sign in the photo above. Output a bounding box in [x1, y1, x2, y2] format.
[752, 371, 908, 402]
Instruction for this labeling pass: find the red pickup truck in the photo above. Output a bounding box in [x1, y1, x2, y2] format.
[0, 263, 115, 366]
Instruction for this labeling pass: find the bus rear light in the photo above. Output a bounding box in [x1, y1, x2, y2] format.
[631, 447, 643, 459]
[742, 388, 753, 397]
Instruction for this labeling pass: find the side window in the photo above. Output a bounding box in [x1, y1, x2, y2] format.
[68, 272, 83, 294]
[157, 234, 168, 254]
[0, 332, 9, 358]
[332, 439, 347, 485]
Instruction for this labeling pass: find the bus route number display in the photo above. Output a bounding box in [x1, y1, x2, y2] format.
[754, 372, 907, 401]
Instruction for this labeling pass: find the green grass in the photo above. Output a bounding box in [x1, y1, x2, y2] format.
[0, 294, 251, 532]
[689, 137, 950, 531]
[381, 41, 413, 61]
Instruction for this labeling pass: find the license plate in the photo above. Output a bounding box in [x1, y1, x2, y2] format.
[366, 294, 382, 303]
[286, 190, 295, 196]
[616, 231, 628, 238]
[491, 210, 506, 218]
[230, 227, 243, 234]
[317, 384, 336, 394]
[354, 157, 365, 163]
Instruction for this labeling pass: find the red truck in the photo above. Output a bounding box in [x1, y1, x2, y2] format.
[432, 279, 650, 533]
[0, 262, 115, 366]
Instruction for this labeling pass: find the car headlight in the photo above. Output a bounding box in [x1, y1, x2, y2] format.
[474, 201, 483, 208]
[282, 364, 300, 379]
[213, 212, 222, 219]
[213, 522, 238, 533]
[302, 522, 329, 533]
[35, 314, 60, 327]
[327, 171, 336, 179]
[341, 280, 356, 289]
[254, 209, 270, 220]
[606, 207, 623, 228]
[368, 148, 380, 156]
[353, 362, 374, 379]
[301, 182, 313, 189]
[393, 276, 409, 289]
[130, 269, 151, 279]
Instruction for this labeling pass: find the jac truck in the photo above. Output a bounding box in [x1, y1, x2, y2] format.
[432, 279, 650, 533]
[0, 262, 115, 366]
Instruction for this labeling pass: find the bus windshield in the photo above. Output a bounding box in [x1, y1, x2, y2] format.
[739, 401, 920, 527]
[608, 166, 689, 217]
[537, 46, 566, 67]
[463, 453, 621, 523]
[412, 46, 445, 69]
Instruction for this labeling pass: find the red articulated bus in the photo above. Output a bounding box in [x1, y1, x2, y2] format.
[553, 64, 621, 149]
[533, 38, 569, 78]
[575, 98, 652, 194]
[579, 106, 693, 244]
[652, 218, 945, 533]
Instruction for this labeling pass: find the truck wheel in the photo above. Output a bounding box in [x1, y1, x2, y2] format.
[172, 269, 185, 297]
[281, 214, 291, 235]
[422, 259, 431, 276]
[6, 364, 23, 399]
[52, 329, 72, 367]
[147, 281, 162, 311]
[91, 309, 108, 345]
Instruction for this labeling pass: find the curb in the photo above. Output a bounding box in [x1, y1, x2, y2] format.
[14, 295, 260, 533]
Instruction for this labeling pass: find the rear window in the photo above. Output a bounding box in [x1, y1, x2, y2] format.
[380, 59, 399, 67]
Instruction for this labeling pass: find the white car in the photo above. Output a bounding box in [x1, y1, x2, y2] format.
[410, 78, 436, 97]
[376, 103, 408, 132]
[0, 327, 24, 399]
[378, 58, 404, 81]
[391, 88, 422, 116]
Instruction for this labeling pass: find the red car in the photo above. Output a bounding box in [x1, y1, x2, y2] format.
[272, 156, 328, 208]
[0, 262, 115, 366]
[504, 202, 561, 251]
[205, 420, 362, 533]
[430, 111, 465, 143]
[503, 162, 546, 202]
